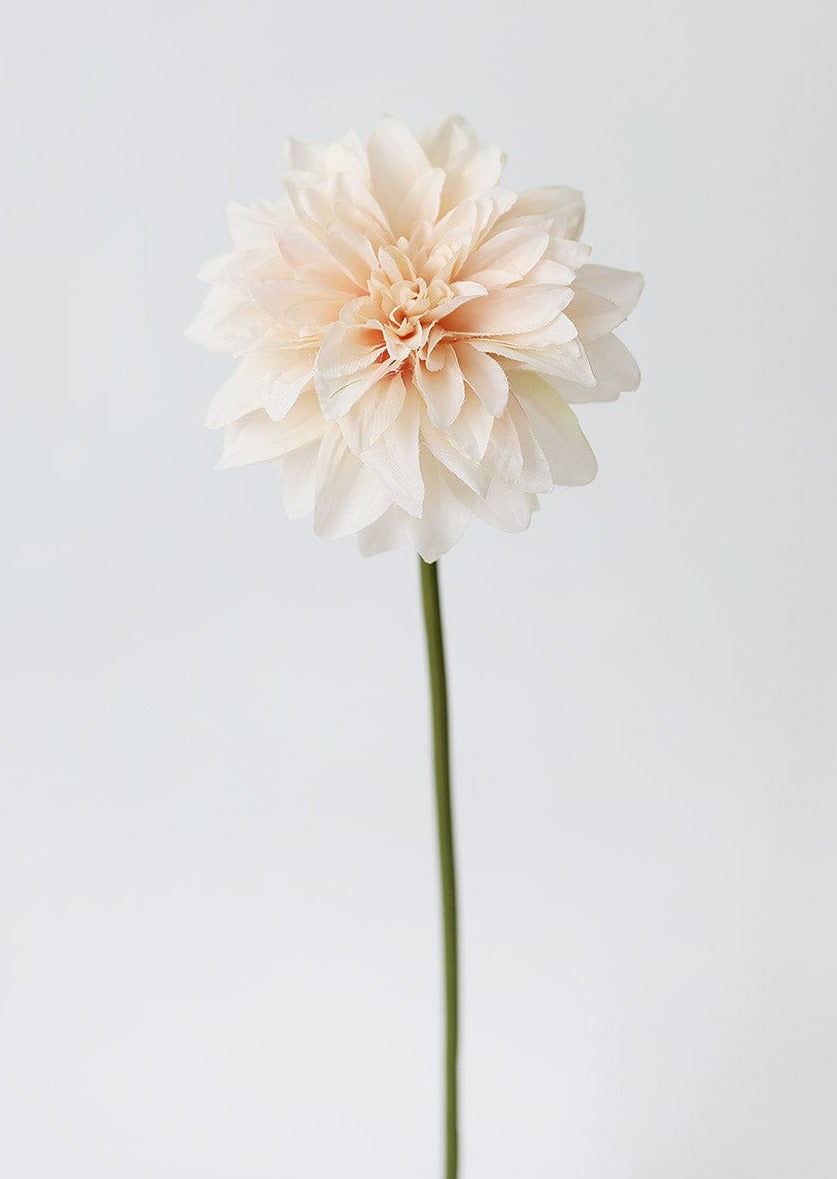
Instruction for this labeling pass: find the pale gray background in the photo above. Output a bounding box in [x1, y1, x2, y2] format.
[1, 1, 835, 1176]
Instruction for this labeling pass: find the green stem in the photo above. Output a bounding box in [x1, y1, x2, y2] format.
[419, 557, 458, 1179]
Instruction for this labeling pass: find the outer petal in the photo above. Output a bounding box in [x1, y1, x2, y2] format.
[588, 332, 641, 392]
[511, 372, 598, 486]
[367, 116, 433, 237]
[251, 280, 346, 335]
[572, 265, 643, 315]
[226, 200, 295, 249]
[217, 392, 326, 468]
[340, 373, 407, 452]
[420, 415, 492, 497]
[356, 505, 412, 557]
[278, 439, 320, 518]
[420, 115, 478, 169]
[325, 223, 380, 287]
[282, 130, 366, 178]
[506, 395, 553, 493]
[401, 168, 446, 232]
[263, 352, 316, 420]
[186, 286, 273, 355]
[360, 395, 424, 517]
[407, 452, 472, 561]
[553, 333, 641, 403]
[468, 480, 538, 533]
[332, 171, 391, 249]
[505, 187, 585, 239]
[205, 350, 314, 428]
[570, 266, 644, 340]
[446, 394, 494, 460]
[482, 409, 524, 484]
[477, 337, 595, 386]
[205, 354, 271, 429]
[313, 424, 391, 539]
[441, 145, 505, 213]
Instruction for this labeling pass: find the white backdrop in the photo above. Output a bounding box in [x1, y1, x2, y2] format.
[2, 1, 835, 1176]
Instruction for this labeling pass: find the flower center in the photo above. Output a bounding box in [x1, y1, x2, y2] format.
[365, 250, 455, 365]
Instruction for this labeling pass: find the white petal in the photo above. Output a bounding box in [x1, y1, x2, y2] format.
[275, 228, 339, 277]
[420, 115, 478, 169]
[250, 279, 346, 335]
[506, 395, 553, 492]
[588, 332, 641, 391]
[526, 258, 576, 286]
[444, 284, 572, 337]
[414, 347, 466, 428]
[356, 506, 412, 557]
[446, 394, 494, 460]
[576, 264, 644, 313]
[401, 168, 446, 230]
[332, 171, 390, 247]
[367, 116, 432, 237]
[340, 373, 406, 452]
[205, 350, 315, 428]
[282, 130, 366, 177]
[453, 342, 509, 416]
[283, 174, 337, 239]
[262, 352, 316, 419]
[278, 440, 320, 518]
[461, 227, 549, 286]
[495, 311, 578, 349]
[197, 249, 251, 285]
[566, 290, 625, 341]
[468, 480, 538, 533]
[441, 145, 505, 213]
[482, 409, 523, 484]
[217, 393, 326, 468]
[420, 415, 491, 496]
[476, 338, 595, 386]
[572, 265, 643, 337]
[548, 237, 592, 270]
[313, 425, 391, 540]
[186, 286, 271, 355]
[553, 333, 641, 403]
[360, 394, 424, 517]
[206, 355, 270, 429]
[431, 199, 480, 255]
[226, 200, 293, 249]
[511, 372, 597, 486]
[507, 187, 585, 239]
[407, 452, 471, 561]
[325, 223, 379, 287]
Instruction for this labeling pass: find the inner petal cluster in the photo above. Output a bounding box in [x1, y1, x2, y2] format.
[359, 245, 457, 369]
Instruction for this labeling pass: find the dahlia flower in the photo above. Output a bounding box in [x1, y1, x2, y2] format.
[188, 115, 642, 559]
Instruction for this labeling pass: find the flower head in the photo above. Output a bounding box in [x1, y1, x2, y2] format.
[188, 116, 642, 559]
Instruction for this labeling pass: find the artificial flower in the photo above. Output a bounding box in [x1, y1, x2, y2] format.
[188, 115, 642, 559]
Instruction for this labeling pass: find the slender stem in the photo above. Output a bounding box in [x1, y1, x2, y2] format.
[419, 557, 458, 1179]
